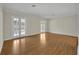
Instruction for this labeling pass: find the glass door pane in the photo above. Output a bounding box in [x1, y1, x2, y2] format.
[20, 18, 26, 36]
[41, 23, 45, 32]
[12, 17, 26, 38]
[13, 18, 20, 37]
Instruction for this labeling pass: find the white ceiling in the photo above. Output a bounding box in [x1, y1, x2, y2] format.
[2, 3, 77, 19]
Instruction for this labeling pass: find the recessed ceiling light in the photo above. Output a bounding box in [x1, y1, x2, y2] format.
[32, 5, 36, 7]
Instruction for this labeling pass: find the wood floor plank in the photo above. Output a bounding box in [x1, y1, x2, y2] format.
[1, 32, 78, 55]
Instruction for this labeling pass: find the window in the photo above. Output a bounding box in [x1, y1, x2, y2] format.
[12, 17, 26, 38]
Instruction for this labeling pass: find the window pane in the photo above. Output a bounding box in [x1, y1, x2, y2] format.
[21, 18, 25, 35]
[13, 18, 19, 37]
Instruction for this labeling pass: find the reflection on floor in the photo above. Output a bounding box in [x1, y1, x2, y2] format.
[1, 32, 78, 55]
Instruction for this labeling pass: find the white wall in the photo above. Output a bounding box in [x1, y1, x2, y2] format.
[25, 15, 41, 36]
[3, 8, 77, 41]
[77, 4, 79, 34]
[3, 10, 12, 40]
[76, 4, 79, 55]
[78, 17, 79, 33]
[3, 9, 45, 40]
[49, 16, 77, 36]
[0, 5, 3, 53]
[78, 14, 79, 48]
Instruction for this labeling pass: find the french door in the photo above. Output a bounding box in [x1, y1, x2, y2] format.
[40, 20, 46, 32]
[12, 17, 26, 38]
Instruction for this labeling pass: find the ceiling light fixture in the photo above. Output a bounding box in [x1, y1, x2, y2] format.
[32, 5, 36, 7]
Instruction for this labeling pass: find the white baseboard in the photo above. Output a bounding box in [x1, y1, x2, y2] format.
[0, 41, 3, 53]
[77, 46, 79, 55]
[4, 32, 42, 41]
[49, 31, 77, 37]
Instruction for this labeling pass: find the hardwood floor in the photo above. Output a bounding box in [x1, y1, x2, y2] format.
[1, 32, 78, 55]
